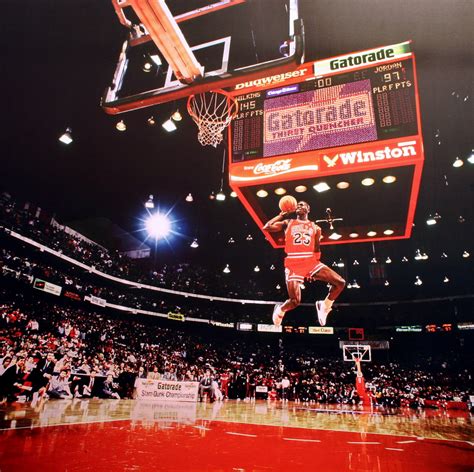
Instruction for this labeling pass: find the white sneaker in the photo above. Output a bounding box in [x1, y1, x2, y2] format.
[316, 301, 331, 326]
[272, 303, 285, 326]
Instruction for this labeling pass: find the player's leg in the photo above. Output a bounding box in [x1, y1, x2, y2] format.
[312, 266, 345, 325]
[272, 279, 301, 326]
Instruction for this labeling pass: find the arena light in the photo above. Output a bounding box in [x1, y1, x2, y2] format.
[276, 284, 281, 290]
[452, 156, 463, 167]
[443, 276, 449, 283]
[256, 189, 268, 198]
[384, 229, 394, 235]
[371, 257, 377, 263]
[337, 258, 344, 268]
[336, 181, 350, 189]
[230, 191, 238, 198]
[147, 116, 156, 126]
[367, 231, 377, 237]
[246, 234, 253, 241]
[254, 265, 260, 272]
[145, 212, 171, 239]
[414, 249, 423, 260]
[228, 237, 235, 244]
[382, 175, 397, 184]
[59, 128, 73, 145]
[402, 256, 408, 262]
[349, 232, 359, 238]
[270, 264, 275, 270]
[223, 264, 230, 273]
[142, 61, 152, 72]
[441, 252, 448, 259]
[313, 182, 330, 193]
[458, 215, 465, 223]
[171, 110, 182, 121]
[463, 250, 470, 258]
[352, 280, 360, 289]
[328, 232, 342, 240]
[384, 280, 390, 286]
[162, 119, 177, 132]
[353, 260, 359, 265]
[361, 177, 375, 186]
[467, 150, 474, 164]
[190, 239, 199, 248]
[185, 193, 193, 202]
[274, 187, 287, 195]
[385, 256, 392, 264]
[426, 215, 437, 225]
[116, 120, 126, 131]
[295, 185, 307, 193]
[414, 276, 423, 286]
[145, 195, 154, 209]
[216, 191, 226, 201]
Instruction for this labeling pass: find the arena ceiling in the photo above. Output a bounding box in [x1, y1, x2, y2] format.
[1, 0, 473, 300]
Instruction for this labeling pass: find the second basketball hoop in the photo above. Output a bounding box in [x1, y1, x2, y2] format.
[187, 89, 238, 147]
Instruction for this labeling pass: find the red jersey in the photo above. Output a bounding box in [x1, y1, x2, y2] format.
[284, 219, 318, 257]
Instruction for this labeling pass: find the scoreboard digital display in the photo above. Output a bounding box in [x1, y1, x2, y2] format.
[231, 57, 417, 163]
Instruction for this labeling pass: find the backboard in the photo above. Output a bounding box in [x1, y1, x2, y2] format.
[102, 0, 304, 114]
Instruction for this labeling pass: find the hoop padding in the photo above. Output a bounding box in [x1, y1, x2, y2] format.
[187, 89, 238, 147]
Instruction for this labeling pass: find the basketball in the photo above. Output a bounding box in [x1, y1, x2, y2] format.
[279, 195, 297, 212]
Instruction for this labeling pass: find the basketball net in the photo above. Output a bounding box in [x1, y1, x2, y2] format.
[187, 90, 238, 147]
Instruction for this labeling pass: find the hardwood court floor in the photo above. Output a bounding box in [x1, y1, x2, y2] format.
[0, 399, 473, 471]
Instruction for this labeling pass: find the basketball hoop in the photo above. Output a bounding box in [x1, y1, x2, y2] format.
[187, 89, 238, 147]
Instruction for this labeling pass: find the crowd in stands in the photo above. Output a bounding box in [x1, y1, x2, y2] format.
[0, 194, 273, 300]
[1, 287, 472, 409]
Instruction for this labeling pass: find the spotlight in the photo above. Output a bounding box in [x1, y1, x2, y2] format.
[185, 193, 193, 202]
[462, 250, 470, 258]
[414, 276, 422, 286]
[384, 280, 390, 286]
[443, 276, 449, 283]
[216, 191, 226, 201]
[171, 110, 182, 121]
[361, 178, 375, 186]
[384, 229, 394, 236]
[371, 257, 377, 263]
[276, 284, 281, 290]
[147, 116, 156, 126]
[59, 128, 73, 145]
[337, 259, 344, 268]
[452, 157, 464, 167]
[230, 191, 238, 198]
[385, 257, 392, 264]
[349, 233, 359, 238]
[256, 189, 268, 198]
[353, 260, 359, 265]
[367, 231, 377, 237]
[142, 61, 152, 72]
[458, 216, 465, 223]
[145, 195, 154, 209]
[145, 213, 171, 239]
[274, 188, 287, 195]
[116, 120, 126, 131]
[223, 264, 231, 274]
[295, 185, 307, 193]
[441, 252, 448, 259]
[383, 175, 397, 184]
[270, 264, 275, 270]
[313, 182, 330, 192]
[190, 239, 199, 248]
[254, 265, 260, 272]
[162, 119, 177, 132]
[426, 215, 437, 225]
[336, 181, 350, 189]
[414, 249, 423, 260]
[246, 234, 253, 241]
[402, 256, 408, 262]
[228, 237, 235, 244]
[352, 280, 360, 289]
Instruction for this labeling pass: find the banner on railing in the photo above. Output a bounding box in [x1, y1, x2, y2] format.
[135, 379, 199, 402]
[33, 279, 62, 296]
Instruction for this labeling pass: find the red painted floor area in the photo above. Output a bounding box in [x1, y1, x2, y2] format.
[0, 419, 473, 472]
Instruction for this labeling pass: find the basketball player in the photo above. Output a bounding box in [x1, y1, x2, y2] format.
[263, 201, 345, 326]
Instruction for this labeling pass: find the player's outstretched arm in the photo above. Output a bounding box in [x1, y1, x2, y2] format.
[263, 212, 289, 233]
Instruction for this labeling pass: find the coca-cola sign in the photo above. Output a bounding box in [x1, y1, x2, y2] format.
[253, 159, 292, 175]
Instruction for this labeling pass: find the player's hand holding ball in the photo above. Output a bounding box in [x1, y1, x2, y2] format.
[279, 195, 297, 214]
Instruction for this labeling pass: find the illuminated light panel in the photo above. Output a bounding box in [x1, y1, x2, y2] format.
[336, 181, 350, 189]
[328, 232, 342, 240]
[367, 231, 377, 237]
[361, 178, 375, 186]
[295, 185, 307, 193]
[162, 119, 177, 132]
[313, 182, 330, 193]
[349, 233, 359, 238]
[274, 188, 287, 195]
[384, 229, 394, 235]
[256, 189, 268, 198]
[383, 175, 397, 184]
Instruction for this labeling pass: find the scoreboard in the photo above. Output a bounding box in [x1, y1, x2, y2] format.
[231, 43, 418, 163]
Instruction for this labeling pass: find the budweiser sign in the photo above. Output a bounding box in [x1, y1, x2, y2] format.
[254, 159, 292, 175]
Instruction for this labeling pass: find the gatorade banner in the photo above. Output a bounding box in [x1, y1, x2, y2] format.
[135, 379, 199, 402]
